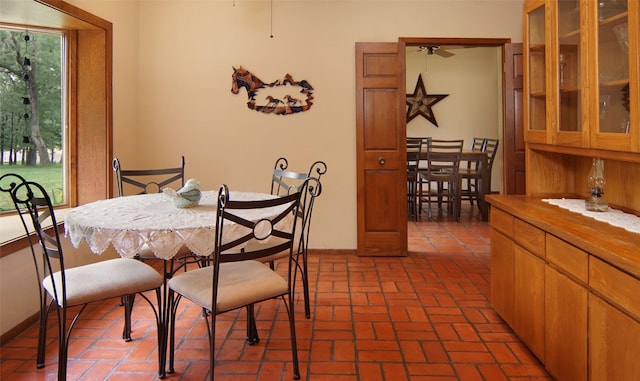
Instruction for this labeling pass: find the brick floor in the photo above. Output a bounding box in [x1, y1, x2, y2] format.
[0, 205, 553, 380]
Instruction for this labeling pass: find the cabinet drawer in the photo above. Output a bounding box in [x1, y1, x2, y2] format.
[546, 235, 588, 283]
[590, 257, 640, 320]
[490, 207, 514, 237]
[514, 218, 545, 257]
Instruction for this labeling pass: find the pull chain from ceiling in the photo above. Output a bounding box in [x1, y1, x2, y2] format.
[232, 0, 274, 38]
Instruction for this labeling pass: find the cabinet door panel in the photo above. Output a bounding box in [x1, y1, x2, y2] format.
[545, 266, 587, 381]
[590, 295, 640, 380]
[514, 245, 545, 360]
[490, 229, 515, 325]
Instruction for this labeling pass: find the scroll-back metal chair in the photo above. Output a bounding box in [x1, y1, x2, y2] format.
[418, 139, 464, 221]
[168, 182, 310, 380]
[460, 138, 499, 207]
[266, 157, 327, 319]
[112, 156, 198, 334]
[0, 173, 164, 381]
[113, 156, 185, 196]
[406, 138, 423, 221]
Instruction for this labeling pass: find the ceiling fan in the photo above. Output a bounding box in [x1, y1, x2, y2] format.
[417, 45, 457, 58]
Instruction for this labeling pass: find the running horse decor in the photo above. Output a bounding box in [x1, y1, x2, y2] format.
[231, 66, 314, 115]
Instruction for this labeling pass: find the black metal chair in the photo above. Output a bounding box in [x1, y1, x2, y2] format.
[112, 156, 199, 333]
[168, 182, 311, 380]
[263, 157, 326, 319]
[0, 173, 164, 381]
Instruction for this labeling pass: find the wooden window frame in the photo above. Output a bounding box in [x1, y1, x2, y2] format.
[0, 0, 112, 256]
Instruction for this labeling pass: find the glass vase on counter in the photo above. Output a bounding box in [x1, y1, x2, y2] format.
[586, 158, 608, 212]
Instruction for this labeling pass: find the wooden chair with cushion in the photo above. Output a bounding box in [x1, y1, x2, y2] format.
[0, 173, 164, 381]
[417, 139, 464, 221]
[167, 182, 311, 380]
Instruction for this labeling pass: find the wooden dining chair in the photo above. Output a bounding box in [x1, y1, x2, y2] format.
[461, 138, 499, 207]
[406, 138, 423, 221]
[0, 173, 164, 381]
[460, 137, 486, 206]
[168, 182, 311, 380]
[418, 139, 464, 221]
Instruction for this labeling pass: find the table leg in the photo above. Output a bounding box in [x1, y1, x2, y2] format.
[156, 260, 175, 378]
[477, 157, 490, 222]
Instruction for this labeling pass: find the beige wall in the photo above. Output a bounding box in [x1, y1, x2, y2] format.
[69, 0, 522, 251]
[0, 0, 523, 336]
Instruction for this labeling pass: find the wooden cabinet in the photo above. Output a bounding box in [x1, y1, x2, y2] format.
[523, 0, 640, 215]
[486, 196, 640, 381]
[490, 209, 546, 361]
[524, 0, 639, 151]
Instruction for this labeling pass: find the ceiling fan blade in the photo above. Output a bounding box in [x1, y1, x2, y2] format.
[435, 49, 455, 58]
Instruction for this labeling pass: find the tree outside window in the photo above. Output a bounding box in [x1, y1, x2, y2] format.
[0, 27, 64, 211]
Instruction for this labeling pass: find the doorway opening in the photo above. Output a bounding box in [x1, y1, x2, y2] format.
[400, 37, 513, 224]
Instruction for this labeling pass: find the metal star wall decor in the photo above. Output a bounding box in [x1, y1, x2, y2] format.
[405, 73, 449, 126]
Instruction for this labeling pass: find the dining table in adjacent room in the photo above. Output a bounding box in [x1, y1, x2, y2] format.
[64, 189, 292, 378]
[412, 148, 491, 221]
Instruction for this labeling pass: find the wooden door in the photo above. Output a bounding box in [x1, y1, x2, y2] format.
[504, 43, 526, 195]
[355, 42, 407, 256]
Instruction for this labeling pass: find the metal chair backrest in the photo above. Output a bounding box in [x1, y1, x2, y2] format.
[112, 156, 185, 196]
[268, 157, 326, 251]
[0, 173, 66, 305]
[212, 182, 306, 274]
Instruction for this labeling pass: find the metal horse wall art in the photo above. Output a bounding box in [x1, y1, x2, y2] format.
[231, 66, 314, 115]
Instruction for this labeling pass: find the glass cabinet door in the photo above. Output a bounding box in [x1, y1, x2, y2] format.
[557, 0, 582, 135]
[596, 0, 629, 134]
[525, 2, 547, 142]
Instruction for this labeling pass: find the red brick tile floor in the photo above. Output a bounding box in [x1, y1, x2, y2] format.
[1, 204, 553, 380]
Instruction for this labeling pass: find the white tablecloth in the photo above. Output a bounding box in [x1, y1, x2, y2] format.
[65, 191, 289, 259]
[542, 198, 640, 234]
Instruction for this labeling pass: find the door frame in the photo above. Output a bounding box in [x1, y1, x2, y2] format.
[356, 37, 513, 255]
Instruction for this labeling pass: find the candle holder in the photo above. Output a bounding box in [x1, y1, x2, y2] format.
[585, 158, 608, 212]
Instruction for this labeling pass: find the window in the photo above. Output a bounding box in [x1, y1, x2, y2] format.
[0, 27, 66, 211]
[0, 0, 112, 251]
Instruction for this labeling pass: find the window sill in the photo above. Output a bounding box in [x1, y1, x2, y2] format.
[0, 209, 72, 258]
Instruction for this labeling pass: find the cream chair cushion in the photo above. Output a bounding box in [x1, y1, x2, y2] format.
[42, 258, 163, 306]
[168, 260, 288, 313]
